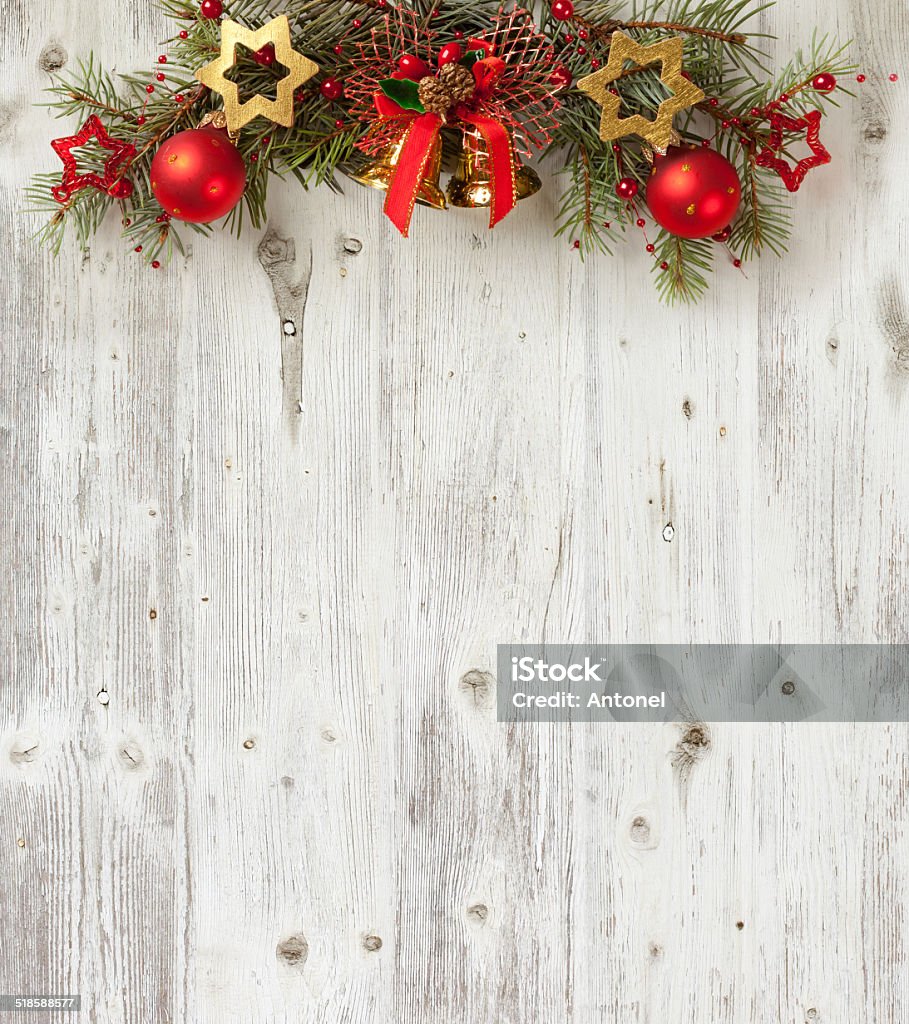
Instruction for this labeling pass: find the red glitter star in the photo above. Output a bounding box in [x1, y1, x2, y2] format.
[51, 115, 137, 203]
[755, 109, 831, 193]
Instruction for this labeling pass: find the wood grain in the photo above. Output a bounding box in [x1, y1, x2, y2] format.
[2, 0, 909, 1021]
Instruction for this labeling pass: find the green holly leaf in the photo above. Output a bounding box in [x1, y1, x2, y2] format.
[378, 78, 425, 112]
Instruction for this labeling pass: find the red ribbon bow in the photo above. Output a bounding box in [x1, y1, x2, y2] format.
[373, 42, 517, 237]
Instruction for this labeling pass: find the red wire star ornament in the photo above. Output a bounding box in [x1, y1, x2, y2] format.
[50, 115, 137, 204]
[755, 108, 831, 193]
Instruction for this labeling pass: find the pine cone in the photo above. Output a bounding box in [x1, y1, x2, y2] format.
[417, 76, 453, 117]
[438, 63, 476, 104]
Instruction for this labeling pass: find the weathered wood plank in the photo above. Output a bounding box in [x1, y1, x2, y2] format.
[2, 0, 909, 1020]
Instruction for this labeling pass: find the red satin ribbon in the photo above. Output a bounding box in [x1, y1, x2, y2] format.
[383, 111, 444, 237]
[455, 104, 516, 228]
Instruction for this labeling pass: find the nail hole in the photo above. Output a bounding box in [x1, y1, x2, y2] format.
[97, 690, 110, 706]
[735, 920, 745, 930]
[363, 934, 382, 952]
[283, 320, 296, 336]
[662, 523, 675, 543]
[343, 237, 363, 255]
[243, 738, 256, 750]
[781, 681, 796, 696]
[17, 837, 26, 848]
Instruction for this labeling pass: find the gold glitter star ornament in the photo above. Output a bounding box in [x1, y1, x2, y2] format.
[576, 32, 705, 151]
[196, 16, 319, 135]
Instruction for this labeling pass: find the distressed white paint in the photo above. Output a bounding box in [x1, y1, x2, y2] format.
[1, 0, 909, 1021]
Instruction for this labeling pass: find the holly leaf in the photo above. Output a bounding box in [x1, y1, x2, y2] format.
[378, 78, 425, 113]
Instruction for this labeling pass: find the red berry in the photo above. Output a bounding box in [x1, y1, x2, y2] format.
[320, 77, 343, 101]
[158, 55, 167, 64]
[137, 115, 147, 125]
[709, 97, 719, 107]
[548, 65, 572, 89]
[712, 226, 732, 243]
[636, 218, 646, 228]
[856, 74, 866, 83]
[646, 243, 655, 253]
[564, 33, 574, 43]
[812, 73, 837, 93]
[591, 59, 600, 69]
[733, 258, 742, 268]
[261, 135, 270, 145]
[616, 177, 639, 199]
[135, 245, 143, 253]
[250, 153, 258, 162]
[175, 94, 184, 103]
[146, 85, 155, 94]
[578, 28, 588, 39]
[577, 45, 587, 55]
[572, 240, 580, 249]
[551, 0, 574, 20]
[352, 18, 362, 27]
[890, 73, 899, 82]
[612, 144, 621, 154]
[333, 44, 343, 55]
[255, 44, 276, 66]
[200, 0, 222, 18]
[334, 118, 344, 129]
[438, 42, 463, 67]
[454, 30, 464, 39]
[179, 30, 189, 39]
[701, 139, 711, 148]
[779, 93, 790, 102]
[660, 261, 669, 270]
[151, 260, 161, 269]
[156, 72, 166, 81]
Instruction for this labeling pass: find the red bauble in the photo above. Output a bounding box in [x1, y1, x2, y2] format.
[812, 72, 837, 93]
[646, 146, 741, 239]
[200, 0, 222, 18]
[150, 127, 246, 224]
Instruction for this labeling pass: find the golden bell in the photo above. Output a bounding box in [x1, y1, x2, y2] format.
[350, 135, 447, 210]
[447, 128, 542, 208]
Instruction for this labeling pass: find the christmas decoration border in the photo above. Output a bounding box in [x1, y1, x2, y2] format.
[28, 0, 873, 303]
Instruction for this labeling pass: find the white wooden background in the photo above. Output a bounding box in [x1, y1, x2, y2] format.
[2, 0, 908, 1020]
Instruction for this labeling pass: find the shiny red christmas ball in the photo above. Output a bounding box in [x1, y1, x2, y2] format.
[552, 0, 575, 20]
[150, 127, 246, 224]
[320, 77, 344, 101]
[646, 146, 741, 239]
[200, 0, 222, 18]
[812, 73, 837, 93]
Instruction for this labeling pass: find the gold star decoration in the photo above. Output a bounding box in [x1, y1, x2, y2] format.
[196, 15, 319, 135]
[576, 32, 705, 152]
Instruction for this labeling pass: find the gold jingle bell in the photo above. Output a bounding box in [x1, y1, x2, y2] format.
[447, 127, 542, 208]
[350, 134, 447, 210]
